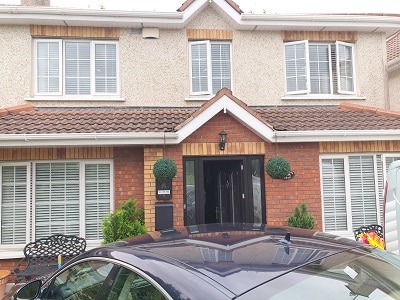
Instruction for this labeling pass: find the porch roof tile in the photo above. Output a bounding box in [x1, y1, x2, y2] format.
[1, 102, 400, 134]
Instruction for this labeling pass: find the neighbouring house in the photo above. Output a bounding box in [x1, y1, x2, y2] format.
[1, 0, 400, 271]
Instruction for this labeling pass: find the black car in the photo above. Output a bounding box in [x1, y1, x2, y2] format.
[9, 223, 400, 299]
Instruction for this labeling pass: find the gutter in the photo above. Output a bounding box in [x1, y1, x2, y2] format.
[274, 129, 400, 143]
[0, 5, 399, 33]
[0, 6, 184, 19]
[1, 129, 400, 147]
[0, 6, 184, 27]
[0, 132, 179, 147]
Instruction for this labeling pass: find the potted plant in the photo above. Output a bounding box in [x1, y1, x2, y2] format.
[153, 158, 177, 200]
[265, 156, 294, 179]
[287, 203, 315, 229]
[153, 157, 177, 181]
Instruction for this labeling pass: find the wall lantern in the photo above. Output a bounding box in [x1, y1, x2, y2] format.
[219, 130, 227, 150]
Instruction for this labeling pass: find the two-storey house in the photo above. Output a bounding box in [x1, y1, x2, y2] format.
[1, 0, 400, 270]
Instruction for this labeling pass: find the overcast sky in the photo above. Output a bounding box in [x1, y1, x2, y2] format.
[2, 0, 400, 14]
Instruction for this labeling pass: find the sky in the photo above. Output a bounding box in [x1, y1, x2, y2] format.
[1, 0, 400, 14]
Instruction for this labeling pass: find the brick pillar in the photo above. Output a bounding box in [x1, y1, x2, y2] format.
[21, 0, 50, 6]
[143, 147, 163, 232]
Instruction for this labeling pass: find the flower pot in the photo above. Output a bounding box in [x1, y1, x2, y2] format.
[0, 270, 10, 296]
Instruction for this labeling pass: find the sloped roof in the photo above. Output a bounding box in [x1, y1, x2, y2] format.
[1, 91, 400, 147]
[257, 104, 400, 131]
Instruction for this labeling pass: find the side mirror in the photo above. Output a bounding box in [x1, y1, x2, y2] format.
[13, 280, 42, 300]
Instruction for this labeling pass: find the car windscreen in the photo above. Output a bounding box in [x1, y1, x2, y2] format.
[237, 248, 400, 300]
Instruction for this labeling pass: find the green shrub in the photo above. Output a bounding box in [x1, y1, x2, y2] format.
[102, 199, 147, 244]
[153, 157, 177, 181]
[287, 203, 315, 229]
[266, 157, 290, 179]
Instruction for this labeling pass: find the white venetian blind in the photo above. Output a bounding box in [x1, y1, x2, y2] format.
[95, 43, 117, 93]
[1, 165, 28, 244]
[211, 43, 231, 94]
[321, 158, 348, 231]
[349, 156, 378, 229]
[85, 164, 111, 240]
[35, 163, 80, 239]
[309, 44, 331, 94]
[65, 41, 91, 95]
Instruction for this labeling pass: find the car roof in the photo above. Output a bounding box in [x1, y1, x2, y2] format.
[81, 224, 368, 298]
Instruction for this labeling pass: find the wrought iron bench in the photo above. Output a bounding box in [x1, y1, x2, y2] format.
[12, 234, 86, 283]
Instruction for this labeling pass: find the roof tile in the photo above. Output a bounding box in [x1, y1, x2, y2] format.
[1, 102, 400, 135]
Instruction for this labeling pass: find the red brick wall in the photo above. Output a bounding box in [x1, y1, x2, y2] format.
[183, 112, 323, 230]
[161, 145, 184, 227]
[114, 146, 144, 209]
[184, 111, 263, 143]
[265, 143, 322, 230]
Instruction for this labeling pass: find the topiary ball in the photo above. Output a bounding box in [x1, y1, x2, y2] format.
[153, 158, 177, 181]
[266, 157, 290, 179]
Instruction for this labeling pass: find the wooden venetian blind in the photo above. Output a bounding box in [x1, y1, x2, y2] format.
[282, 31, 357, 41]
[186, 29, 233, 40]
[30, 25, 120, 38]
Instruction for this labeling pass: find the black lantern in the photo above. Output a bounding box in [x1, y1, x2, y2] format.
[219, 130, 227, 150]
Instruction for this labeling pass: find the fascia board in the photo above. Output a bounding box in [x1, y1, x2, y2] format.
[224, 99, 275, 141]
[176, 95, 275, 143]
[239, 14, 400, 33]
[0, 6, 184, 27]
[212, 0, 242, 23]
[274, 130, 400, 143]
[0, 132, 179, 147]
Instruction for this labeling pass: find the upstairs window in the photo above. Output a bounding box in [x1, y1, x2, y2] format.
[34, 39, 118, 96]
[284, 40, 355, 95]
[189, 41, 232, 96]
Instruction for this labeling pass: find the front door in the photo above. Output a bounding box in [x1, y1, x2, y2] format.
[203, 160, 243, 224]
[184, 156, 265, 225]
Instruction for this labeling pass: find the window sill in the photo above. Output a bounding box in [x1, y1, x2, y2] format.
[282, 94, 366, 101]
[185, 95, 213, 101]
[25, 96, 126, 102]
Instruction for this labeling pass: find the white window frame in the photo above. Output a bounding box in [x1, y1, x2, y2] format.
[189, 40, 232, 96]
[34, 39, 119, 97]
[336, 41, 356, 94]
[320, 154, 380, 238]
[284, 40, 356, 96]
[0, 162, 31, 249]
[284, 40, 310, 95]
[0, 160, 113, 249]
[34, 39, 63, 96]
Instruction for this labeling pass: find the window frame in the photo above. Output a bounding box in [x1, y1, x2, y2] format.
[284, 40, 310, 95]
[0, 162, 31, 248]
[320, 154, 381, 237]
[0, 160, 114, 248]
[284, 40, 356, 96]
[34, 39, 120, 97]
[188, 40, 232, 96]
[336, 41, 356, 95]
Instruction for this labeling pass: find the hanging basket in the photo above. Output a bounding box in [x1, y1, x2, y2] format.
[153, 158, 177, 181]
[265, 157, 292, 179]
